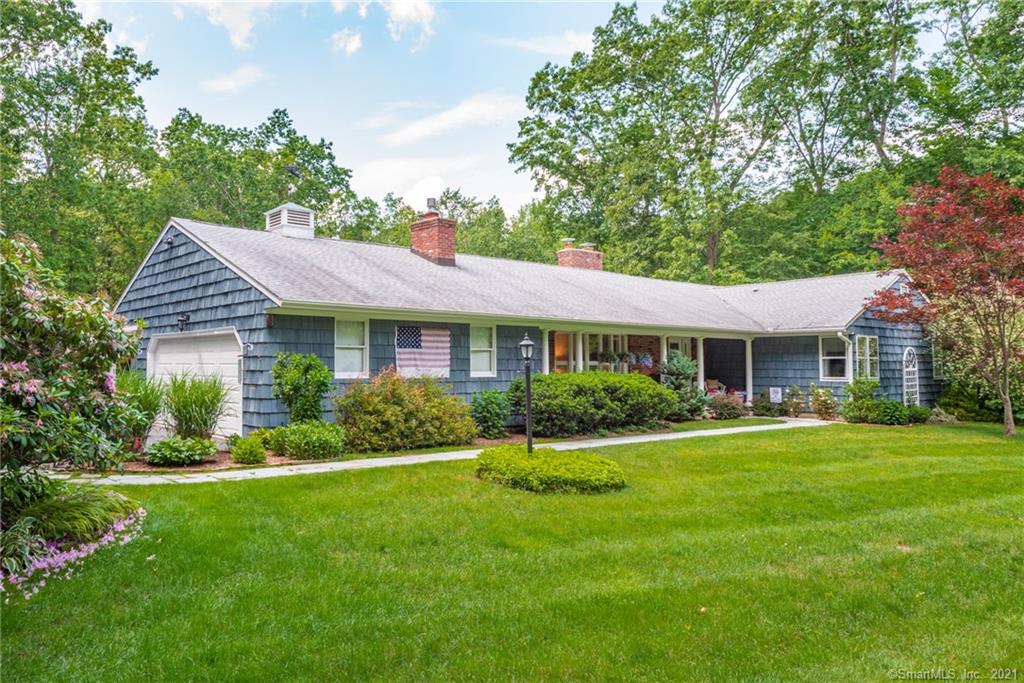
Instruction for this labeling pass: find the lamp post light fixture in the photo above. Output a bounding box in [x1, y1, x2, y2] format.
[518, 333, 535, 454]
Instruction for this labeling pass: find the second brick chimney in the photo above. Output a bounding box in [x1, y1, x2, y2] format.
[410, 201, 456, 266]
[557, 238, 603, 270]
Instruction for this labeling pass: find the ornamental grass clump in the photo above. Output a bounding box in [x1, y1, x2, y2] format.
[164, 373, 232, 439]
[1, 483, 146, 602]
[115, 370, 164, 447]
[476, 445, 626, 494]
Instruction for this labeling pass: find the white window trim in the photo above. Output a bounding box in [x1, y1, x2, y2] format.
[334, 318, 369, 379]
[819, 336, 850, 382]
[855, 335, 880, 380]
[469, 324, 497, 378]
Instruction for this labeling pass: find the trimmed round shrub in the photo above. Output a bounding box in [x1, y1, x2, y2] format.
[334, 368, 477, 452]
[709, 393, 746, 420]
[507, 371, 676, 437]
[470, 389, 510, 439]
[876, 400, 911, 425]
[267, 427, 289, 456]
[147, 437, 217, 466]
[809, 384, 838, 420]
[751, 392, 787, 417]
[907, 405, 932, 424]
[282, 421, 345, 460]
[231, 435, 267, 464]
[250, 427, 274, 448]
[841, 399, 880, 424]
[476, 445, 626, 494]
[270, 353, 333, 422]
[784, 386, 806, 417]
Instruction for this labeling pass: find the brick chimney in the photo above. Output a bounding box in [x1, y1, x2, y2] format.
[410, 199, 456, 266]
[557, 238, 603, 270]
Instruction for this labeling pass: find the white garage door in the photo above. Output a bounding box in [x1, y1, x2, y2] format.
[148, 330, 243, 439]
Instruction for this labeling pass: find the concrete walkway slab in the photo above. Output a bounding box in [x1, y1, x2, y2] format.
[64, 417, 829, 486]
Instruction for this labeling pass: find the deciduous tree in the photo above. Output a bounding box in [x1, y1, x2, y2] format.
[869, 167, 1024, 436]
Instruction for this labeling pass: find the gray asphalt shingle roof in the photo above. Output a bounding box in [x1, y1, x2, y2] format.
[171, 218, 899, 334]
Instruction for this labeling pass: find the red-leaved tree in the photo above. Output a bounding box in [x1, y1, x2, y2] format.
[869, 167, 1024, 437]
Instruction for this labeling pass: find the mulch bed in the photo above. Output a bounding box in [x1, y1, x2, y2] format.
[119, 450, 299, 473]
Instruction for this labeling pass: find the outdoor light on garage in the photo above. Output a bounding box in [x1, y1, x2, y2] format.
[176, 312, 190, 332]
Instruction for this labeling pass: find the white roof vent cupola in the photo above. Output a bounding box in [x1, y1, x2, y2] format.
[265, 202, 315, 239]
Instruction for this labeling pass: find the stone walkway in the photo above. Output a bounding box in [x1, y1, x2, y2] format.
[59, 417, 829, 486]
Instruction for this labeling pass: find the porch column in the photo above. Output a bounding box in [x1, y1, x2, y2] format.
[575, 332, 585, 372]
[745, 338, 754, 406]
[696, 337, 705, 389]
[659, 335, 668, 366]
[540, 329, 549, 374]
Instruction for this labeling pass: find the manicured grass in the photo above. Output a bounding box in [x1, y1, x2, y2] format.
[668, 416, 783, 431]
[4, 423, 1021, 680]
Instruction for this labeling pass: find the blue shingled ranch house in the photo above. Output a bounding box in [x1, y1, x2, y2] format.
[116, 202, 940, 436]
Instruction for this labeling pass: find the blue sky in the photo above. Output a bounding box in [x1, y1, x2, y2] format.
[76, 1, 657, 212]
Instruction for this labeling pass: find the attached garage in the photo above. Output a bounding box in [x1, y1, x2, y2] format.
[147, 328, 244, 438]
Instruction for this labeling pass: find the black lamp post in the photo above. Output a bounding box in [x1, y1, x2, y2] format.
[518, 333, 535, 454]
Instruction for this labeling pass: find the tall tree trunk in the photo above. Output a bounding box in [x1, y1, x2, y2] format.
[706, 230, 719, 271]
[1002, 385, 1016, 438]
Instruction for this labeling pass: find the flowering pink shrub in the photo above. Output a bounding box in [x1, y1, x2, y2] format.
[1, 233, 141, 511]
[1, 507, 146, 602]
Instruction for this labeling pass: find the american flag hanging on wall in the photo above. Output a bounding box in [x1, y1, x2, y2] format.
[395, 326, 451, 378]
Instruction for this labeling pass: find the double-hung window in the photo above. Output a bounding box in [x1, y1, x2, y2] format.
[335, 320, 367, 378]
[470, 326, 496, 377]
[819, 336, 849, 381]
[856, 335, 880, 380]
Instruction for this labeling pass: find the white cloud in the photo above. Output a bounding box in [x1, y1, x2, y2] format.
[200, 64, 268, 94]
[330, 28, 363, 55]
[331, 0, 348, 12]
[174, 1, 276, 49]
[489, 30, 593, 57]
[379, 0, 435, 44]
[352, 155, 480, 210]
[380, 92, 525, 147]
[108, 29, 148, 54]
[75, 0, 104, 23]
[356, 100, 437, 130]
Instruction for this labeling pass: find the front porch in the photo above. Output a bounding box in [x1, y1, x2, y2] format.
[541, 330, 755, 403]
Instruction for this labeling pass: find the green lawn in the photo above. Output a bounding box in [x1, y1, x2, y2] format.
[668, 416, 782, 431]
[4, 423, 1022, 681]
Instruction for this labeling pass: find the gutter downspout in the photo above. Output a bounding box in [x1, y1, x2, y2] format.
[837, 331, 853, 382]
